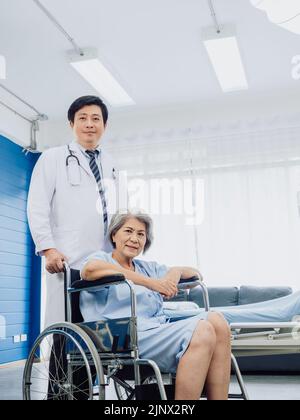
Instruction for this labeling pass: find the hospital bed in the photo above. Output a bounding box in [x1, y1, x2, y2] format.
[165, 298, 300, 369]
[231, 320, 300, 358]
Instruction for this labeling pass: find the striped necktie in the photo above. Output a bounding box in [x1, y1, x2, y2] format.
[86, 150, 108, 235]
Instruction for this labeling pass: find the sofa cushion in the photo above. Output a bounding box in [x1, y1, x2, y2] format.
[238, 285, 293, 305]
[189, 286, 239, 308]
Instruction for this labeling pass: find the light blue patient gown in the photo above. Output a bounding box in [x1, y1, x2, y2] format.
[80, 251, 208, 373]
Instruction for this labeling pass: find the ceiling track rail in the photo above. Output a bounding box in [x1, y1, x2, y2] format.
[32, 0, 84, 55]
[0, 98, 32, 123]
[0, 83, 48, 153]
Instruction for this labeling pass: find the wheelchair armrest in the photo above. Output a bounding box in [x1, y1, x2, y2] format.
[69, 273, 126, 293]
[178, 276, 201, 289]
[179, 276, 210, 311]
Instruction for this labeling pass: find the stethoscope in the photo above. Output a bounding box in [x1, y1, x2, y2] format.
[66, 145, 117, 186]
[66, 145, 80, 167]
[66, 146, 81, 186]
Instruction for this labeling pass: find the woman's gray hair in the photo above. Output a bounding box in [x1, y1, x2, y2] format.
[108, 210, 153, 253]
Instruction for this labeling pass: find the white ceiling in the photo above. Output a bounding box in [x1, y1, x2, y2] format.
[1, 0, 300, 122]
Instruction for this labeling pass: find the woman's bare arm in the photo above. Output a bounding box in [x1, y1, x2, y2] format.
[81, 259, 178, 298]
[82, 259, 152, 287]
[162, 267, 202, 285]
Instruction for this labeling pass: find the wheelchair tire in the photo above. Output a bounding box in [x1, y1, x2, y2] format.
[23, 322, 105, 400]
[114, 378, 136, 400]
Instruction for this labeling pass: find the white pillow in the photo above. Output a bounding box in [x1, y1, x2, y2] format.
[163, 301, 199, 311]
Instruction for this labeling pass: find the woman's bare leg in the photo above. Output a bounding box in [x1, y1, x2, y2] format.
[205, 312, 232, 400]
[175, 320, 216, 400]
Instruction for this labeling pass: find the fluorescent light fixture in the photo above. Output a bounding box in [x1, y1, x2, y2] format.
[250, 0, 300, 34]
[68, 48, 135, 107]
[0, 55, 6, 79]
[202, 25, 248, 93]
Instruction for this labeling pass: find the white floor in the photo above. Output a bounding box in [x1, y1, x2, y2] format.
[1, 363, 299, 400]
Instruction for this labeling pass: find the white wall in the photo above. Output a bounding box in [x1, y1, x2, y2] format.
[104, 91, 300, 148]
[39, 90, 300, 151]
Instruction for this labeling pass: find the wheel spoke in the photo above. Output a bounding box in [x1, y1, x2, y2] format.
[23, 326, 102, 400]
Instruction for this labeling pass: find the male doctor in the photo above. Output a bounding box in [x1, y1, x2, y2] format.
[27, 95, 123, 327]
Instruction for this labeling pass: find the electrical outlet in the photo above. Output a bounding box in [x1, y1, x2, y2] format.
[21, 334, 27, 342]
[13, 335, 21, 343]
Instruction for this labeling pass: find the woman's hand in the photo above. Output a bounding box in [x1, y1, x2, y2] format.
[147, 278, 178, 299]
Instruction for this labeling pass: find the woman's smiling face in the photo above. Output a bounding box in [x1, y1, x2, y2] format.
[112, 217, 147, 259]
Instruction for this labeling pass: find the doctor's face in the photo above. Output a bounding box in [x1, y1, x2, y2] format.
[112, 218, 147, 260]
[70, 105, 106, 149]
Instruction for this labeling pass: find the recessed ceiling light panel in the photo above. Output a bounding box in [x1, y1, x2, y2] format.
[202, 25, 249, 93]
[68, 48, 135, 107]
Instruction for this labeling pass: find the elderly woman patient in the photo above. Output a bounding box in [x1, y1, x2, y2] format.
[80, 211, 231, 401]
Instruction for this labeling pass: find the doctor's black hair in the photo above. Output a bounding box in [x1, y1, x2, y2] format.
[68, 96, 108, 125]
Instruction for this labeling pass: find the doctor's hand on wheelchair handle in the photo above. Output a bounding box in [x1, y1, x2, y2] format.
[44, 248, 68, 274]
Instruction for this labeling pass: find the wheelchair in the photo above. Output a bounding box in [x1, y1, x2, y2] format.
[23, 263, 249, 400]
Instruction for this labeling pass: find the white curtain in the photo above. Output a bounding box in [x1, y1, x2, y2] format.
[107, 124, 300, 291]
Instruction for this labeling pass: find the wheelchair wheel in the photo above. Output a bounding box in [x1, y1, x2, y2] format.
[114, 378, 136, 400]
[23, 323, 105, 400]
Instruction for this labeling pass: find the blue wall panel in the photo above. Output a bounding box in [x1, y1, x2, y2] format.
[0, 276, 30, 289]
[0, 312, 30, 326]
[0, 240, 30, 256]
[0, 348, 30, 365]
[0, 301, 29, 313]
[0, 338, 26, 351]
[0, 134, 41, 365]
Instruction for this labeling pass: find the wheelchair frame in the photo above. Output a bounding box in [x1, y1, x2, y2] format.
[23, 263, 249, 400]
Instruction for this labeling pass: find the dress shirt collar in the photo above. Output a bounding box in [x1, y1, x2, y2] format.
[76, 142, 102, 159]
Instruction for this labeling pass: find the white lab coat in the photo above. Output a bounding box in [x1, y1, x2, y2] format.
[27, 140, 125, 327]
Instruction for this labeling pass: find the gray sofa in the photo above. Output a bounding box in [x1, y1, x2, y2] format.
[188, 285, 293, 307]
[172, 285, 300, 373]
